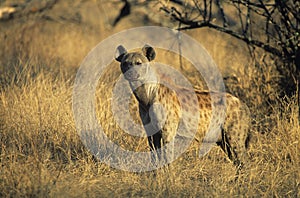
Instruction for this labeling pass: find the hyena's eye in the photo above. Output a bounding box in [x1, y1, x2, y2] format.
[136, 61, 142, 66]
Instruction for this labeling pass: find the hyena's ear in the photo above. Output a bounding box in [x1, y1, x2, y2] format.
[142, 44, 156, 61]
[115, 45, 127, 62]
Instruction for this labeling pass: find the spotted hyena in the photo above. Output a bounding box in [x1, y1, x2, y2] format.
[115, 44, 250, 167]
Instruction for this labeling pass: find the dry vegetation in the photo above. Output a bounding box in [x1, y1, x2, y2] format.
[0, 0, 299, 197]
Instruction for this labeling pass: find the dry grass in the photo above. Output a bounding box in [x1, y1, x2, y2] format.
[0, 51, 299, 197]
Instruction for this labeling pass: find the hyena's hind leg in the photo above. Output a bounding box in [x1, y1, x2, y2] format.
[220, 101, 251, 169]
[217, 128, 242, 167]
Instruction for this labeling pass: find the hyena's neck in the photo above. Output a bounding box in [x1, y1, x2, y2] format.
[131, 83, 159, 108]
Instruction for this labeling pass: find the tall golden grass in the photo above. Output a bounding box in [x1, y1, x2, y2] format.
[0, 44, 299, 197]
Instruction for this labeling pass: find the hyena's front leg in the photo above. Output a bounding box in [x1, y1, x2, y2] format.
[162, 129, 175, 164]
[147, 131, 163, 163]
[139, 104, 164, 165]
[145, 102, 172, 165]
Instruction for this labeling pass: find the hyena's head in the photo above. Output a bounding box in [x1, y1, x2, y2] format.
[115, 45, 156, 84]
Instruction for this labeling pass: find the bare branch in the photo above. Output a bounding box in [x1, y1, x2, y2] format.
[177, 21, 282, 57]
[216, 0, 228, 27]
